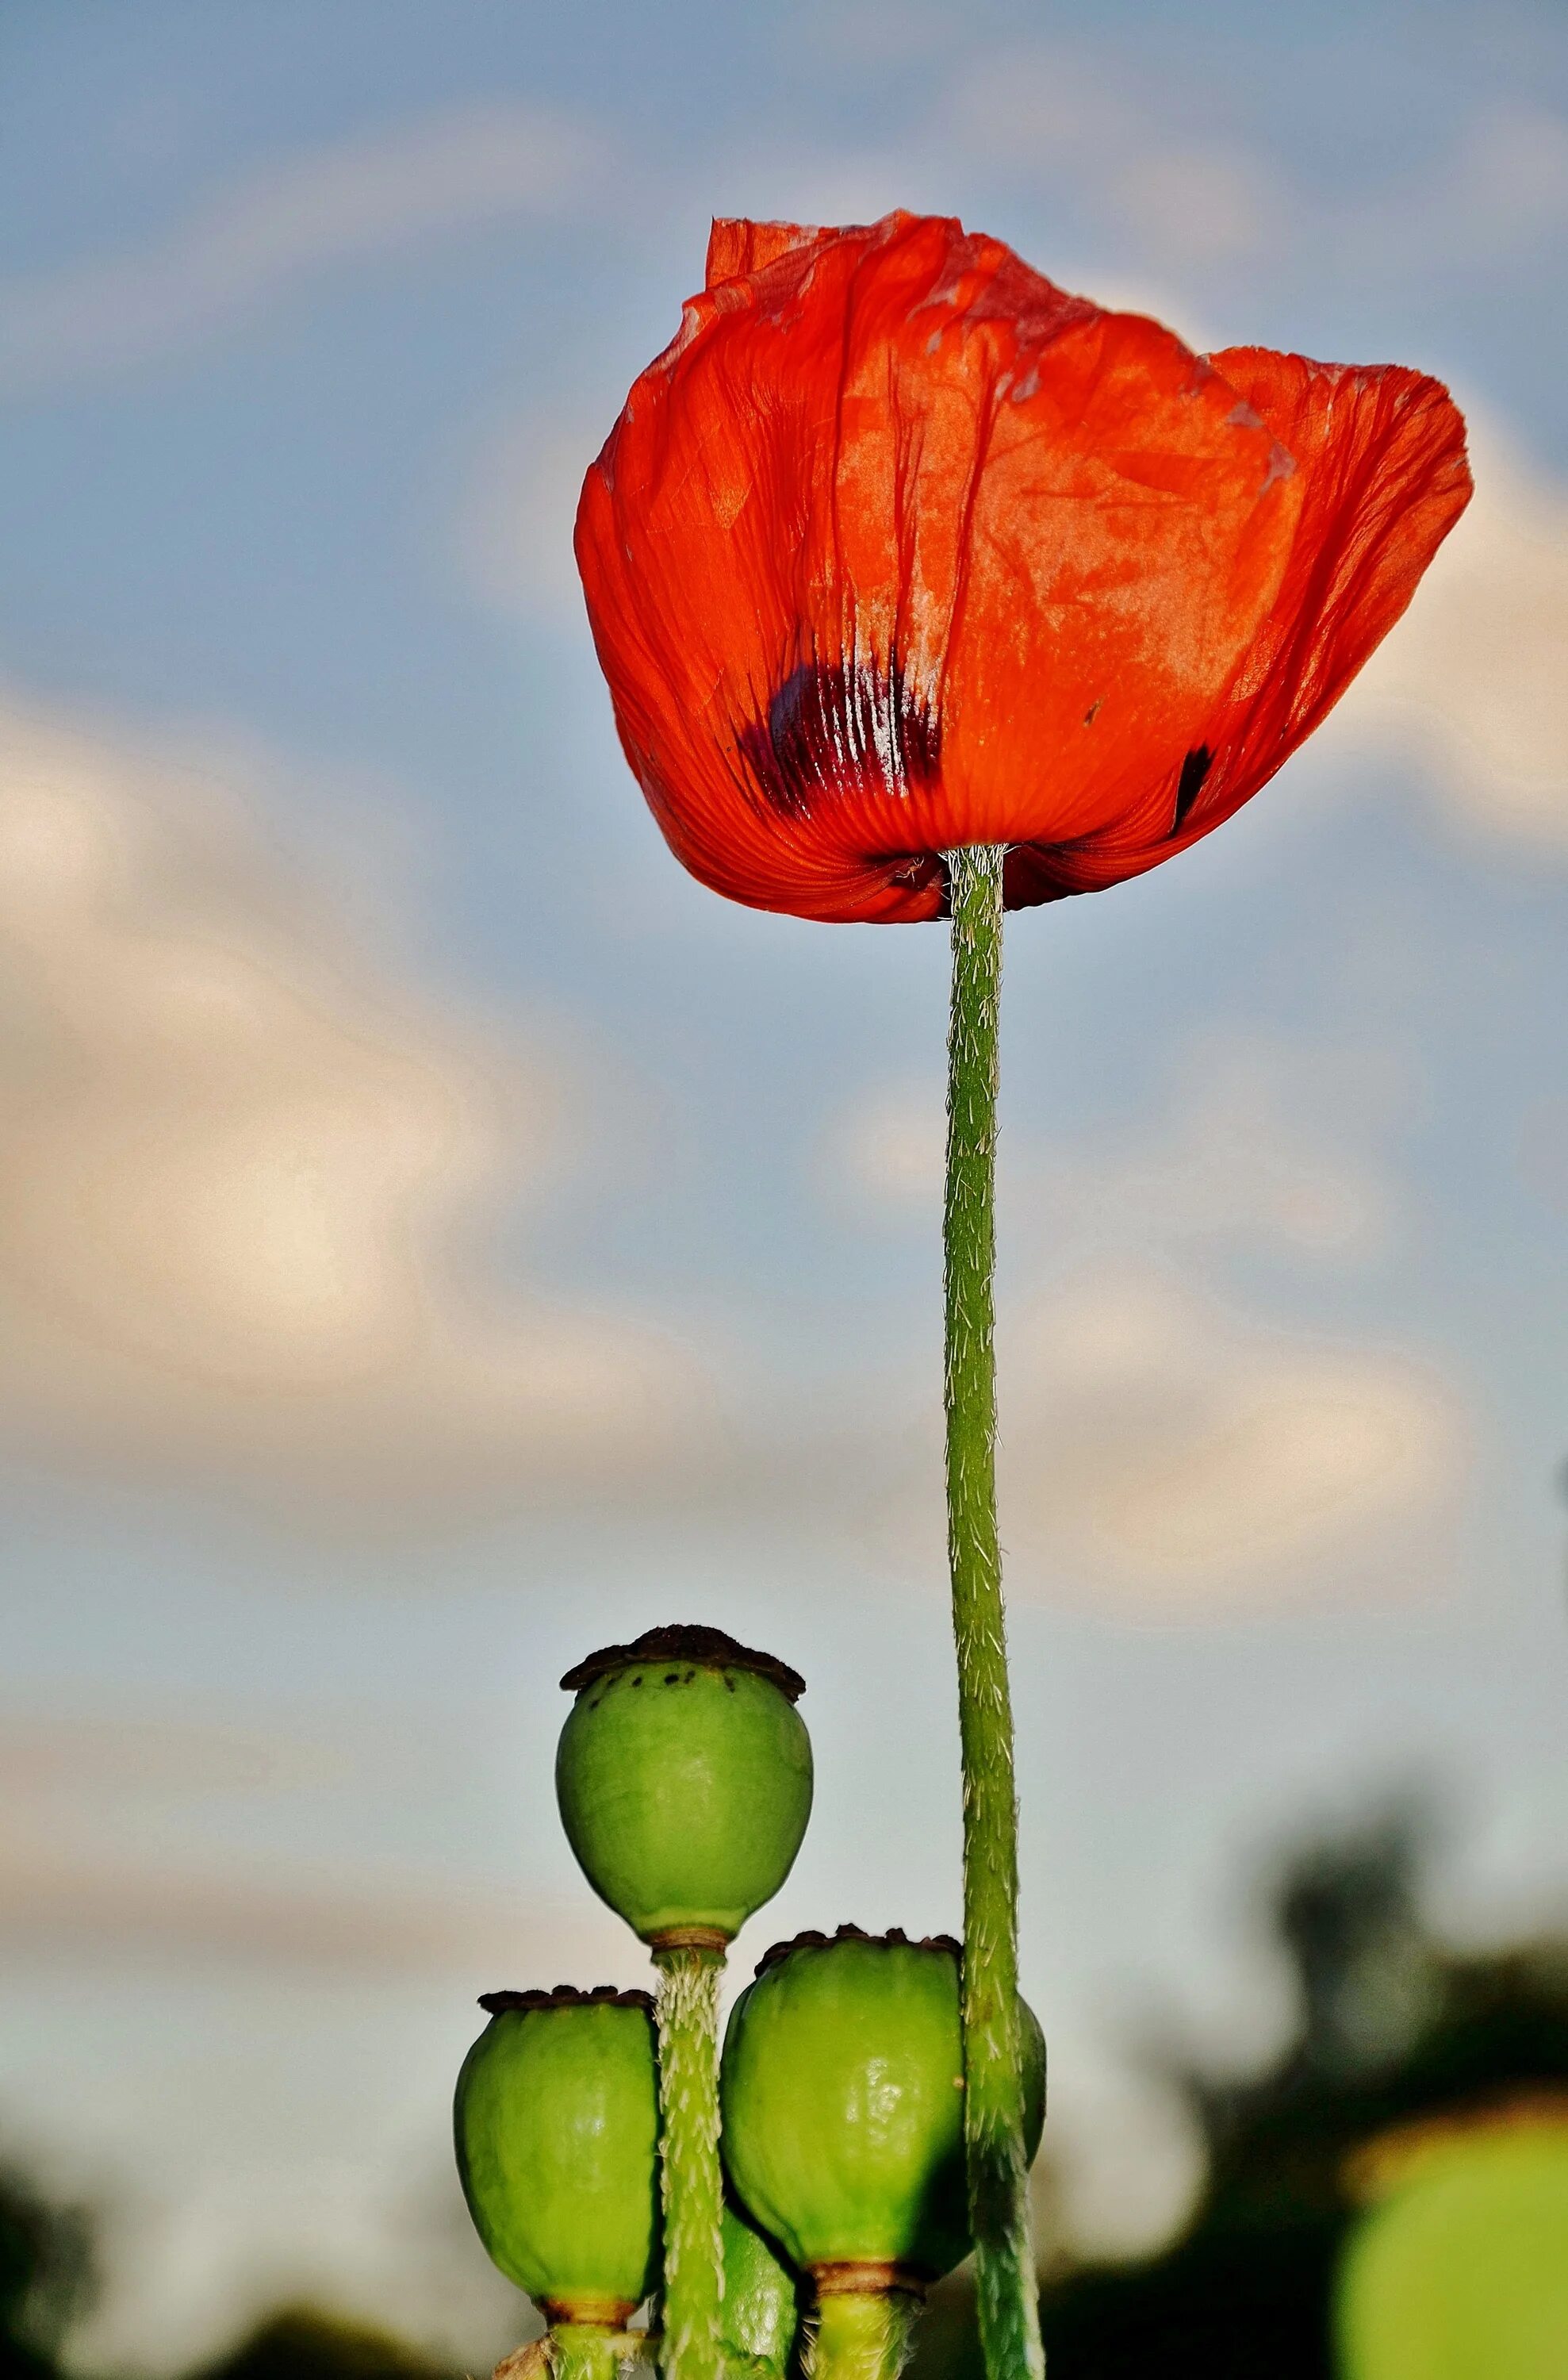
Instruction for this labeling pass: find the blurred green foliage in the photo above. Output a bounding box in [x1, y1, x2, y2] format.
[1337, 2125, 1568, 2378]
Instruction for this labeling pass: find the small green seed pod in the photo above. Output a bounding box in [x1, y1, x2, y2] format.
[721, 2198, 799, 2380]
[454, 1985, 659, 2326]
[556, 1626, 811, 1948]
[720, 1926, 1046, 2291]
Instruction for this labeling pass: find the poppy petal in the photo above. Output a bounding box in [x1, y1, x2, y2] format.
[578, 214, 1305, 924]
[705, 217, 835, 286]
[1003, 351, 1472, 906]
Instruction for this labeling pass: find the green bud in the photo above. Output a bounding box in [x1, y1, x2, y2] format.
[720, 1926, 1046, 2288]
[721, 2198, 799, 2380]
[454, 1986, 660, 2324]
[556, 1626, 811, 1948]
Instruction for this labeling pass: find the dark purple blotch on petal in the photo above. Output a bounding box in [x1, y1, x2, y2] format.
[740, 654, 941, 822]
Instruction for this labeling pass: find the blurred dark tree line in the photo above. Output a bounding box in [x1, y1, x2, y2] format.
[0, 2153, 93, 2380]
[4, 1810, 1566, 2380]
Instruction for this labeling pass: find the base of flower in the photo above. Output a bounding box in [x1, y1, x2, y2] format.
[646, 1925, 732, 1954]
[539, 2301, 640, 2329]
[811, 2264, 926, 2301]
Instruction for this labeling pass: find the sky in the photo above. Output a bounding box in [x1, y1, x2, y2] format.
[1, 0, 1566, 2367]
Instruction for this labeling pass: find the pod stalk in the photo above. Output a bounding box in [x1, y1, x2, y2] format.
[653, 1944, 726, 2380]
[546, 2324, 645, 2380]
[808, 2290, 920, 2380]
[942, 844, 1044, 2380]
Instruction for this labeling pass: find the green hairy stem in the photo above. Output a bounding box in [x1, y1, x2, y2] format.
[546, 2328, 646, 2380]
[652, 1948, 726, 2380]
[943, 846, 1044, 2380]
[808, 2293, 920, 2380]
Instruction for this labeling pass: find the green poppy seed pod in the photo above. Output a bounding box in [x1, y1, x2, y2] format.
[720, 1927, 1046, 2290]
[454, 1986, 660, 2325]
[721, 2198, 799, 2380]
[556, 1626, 811, 1948]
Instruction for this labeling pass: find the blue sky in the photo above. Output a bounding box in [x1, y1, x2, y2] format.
[1, 0, 1566, 2366]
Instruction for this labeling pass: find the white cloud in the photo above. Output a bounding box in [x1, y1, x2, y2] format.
[1450, 102, 1568, 248]
[1047, 1037, 1400, 1264]
[861, 1261, 1463, 1614]
[0, 1694, 644, 1978]
[0, 1826, 590, 1976]
[821, 1078, 948, 1215]
[998, 1267, 1463, 1608]
[826, 1032, 1399, 1265]
[0, 703, 705, 1503]
[0, 102, 603, 395]
[951, 47, 1138, 170]
[951, 53, 1566, 285]
[1110, 147, 1275, 268]
[1329, 419, 1568, 854]
[949, 48, 1275, 271]
[1339, 101, 1568, 278]
[459, 414, 600, 626]
[0, 1710, 337, 1800]
[830, 1044, 1461, 1613]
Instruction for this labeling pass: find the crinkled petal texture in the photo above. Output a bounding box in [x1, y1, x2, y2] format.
[1003, 346, 1474, 907]
[576, 213, 1467, 923]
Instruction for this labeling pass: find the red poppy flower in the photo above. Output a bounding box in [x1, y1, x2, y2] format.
[576, 212, 1470, 924]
